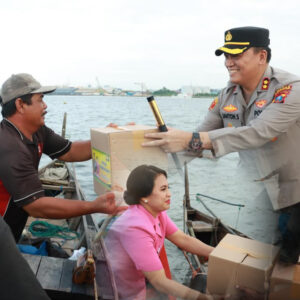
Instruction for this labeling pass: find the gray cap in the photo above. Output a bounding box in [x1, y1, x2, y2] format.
[0, 73, 56, 104]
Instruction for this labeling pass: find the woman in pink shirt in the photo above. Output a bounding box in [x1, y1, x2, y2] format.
[105, 165, 215, 300]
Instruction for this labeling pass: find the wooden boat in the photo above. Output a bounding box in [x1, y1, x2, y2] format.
[21, 113, 118, 300]
[183, 163, 248, 287]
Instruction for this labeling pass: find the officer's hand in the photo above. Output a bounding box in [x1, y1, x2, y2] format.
[143, 127, 192, 153]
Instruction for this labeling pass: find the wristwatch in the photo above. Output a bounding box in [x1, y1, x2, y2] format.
[188, 132, 203, 153]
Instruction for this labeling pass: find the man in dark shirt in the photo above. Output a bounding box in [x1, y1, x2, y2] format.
[0, 73, 126, 241]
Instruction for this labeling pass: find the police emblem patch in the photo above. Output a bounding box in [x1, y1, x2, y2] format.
[272, 85, 292, 104]
[209, 97, 218, 111]
[223, 104, 238, 112]
[255, 99, 267, 108]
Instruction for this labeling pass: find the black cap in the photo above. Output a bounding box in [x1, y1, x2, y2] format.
[215, 26, 270, 56]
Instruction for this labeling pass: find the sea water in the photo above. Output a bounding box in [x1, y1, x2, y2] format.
[1, 95, 278, 283]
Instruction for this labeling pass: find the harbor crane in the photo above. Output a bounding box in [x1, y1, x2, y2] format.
[134, 82, 147, 96]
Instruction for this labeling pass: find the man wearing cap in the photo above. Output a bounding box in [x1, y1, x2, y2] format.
[0, 73, 126, 242]
[144, 26, 300, 264]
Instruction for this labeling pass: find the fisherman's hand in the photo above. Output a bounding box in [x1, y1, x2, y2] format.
[143, 127, 192, 153]
[106, 122, 136, 128]
[94, 192, 127, 215]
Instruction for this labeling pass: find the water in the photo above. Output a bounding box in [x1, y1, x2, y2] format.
[1, 95, 278, 283]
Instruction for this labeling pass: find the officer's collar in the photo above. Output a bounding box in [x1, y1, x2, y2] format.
[225, 82, 240, 95]
[225, 65, 273, 94]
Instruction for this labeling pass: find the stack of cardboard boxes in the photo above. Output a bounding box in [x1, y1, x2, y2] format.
[207, 234, 279, 298]
[207, 234, 300, 299]
[269, 257, 300, 299]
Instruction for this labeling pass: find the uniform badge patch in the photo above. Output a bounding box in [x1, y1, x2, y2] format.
[261, 77, 270, 90]
[272, 85, 292, 104]
[223, 104, 238, 112]
[209, 97, 218, 111]
[255, 99, 267, 108]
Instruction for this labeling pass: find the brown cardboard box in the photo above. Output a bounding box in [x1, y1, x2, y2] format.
[90, 125, 168, 195]
[269, 257, 300, 300]
[207, 234, 279, 297]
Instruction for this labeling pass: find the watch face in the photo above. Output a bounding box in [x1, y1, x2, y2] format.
[189, 132, 202, 151]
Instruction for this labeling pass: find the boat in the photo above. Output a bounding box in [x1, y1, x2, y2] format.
[182, 163, 248, 291]
[21, 113, 118, 300]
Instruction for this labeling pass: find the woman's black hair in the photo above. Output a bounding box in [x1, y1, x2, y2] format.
[123, 165, 167, 205]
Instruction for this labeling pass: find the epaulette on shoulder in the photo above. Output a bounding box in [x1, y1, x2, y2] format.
[272, 67, 300, 85]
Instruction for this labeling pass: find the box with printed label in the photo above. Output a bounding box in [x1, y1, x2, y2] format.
[90, 125, 168, 195]
[207, 234, 279, 297]
[269, 257, 300, 300]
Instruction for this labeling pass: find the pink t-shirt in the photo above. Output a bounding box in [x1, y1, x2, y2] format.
[105, 205, 178, 300]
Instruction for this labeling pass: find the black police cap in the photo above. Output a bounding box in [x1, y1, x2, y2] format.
[215, 26, 270, 56]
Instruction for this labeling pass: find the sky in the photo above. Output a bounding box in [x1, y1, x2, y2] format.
[1, 0, 300, 91]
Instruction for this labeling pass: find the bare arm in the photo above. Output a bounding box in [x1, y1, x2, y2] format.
[167, 229, 214, 257]
[23, 192, 127, 219]
[143, 269, 208, 300]
[59, 141, 91, 162]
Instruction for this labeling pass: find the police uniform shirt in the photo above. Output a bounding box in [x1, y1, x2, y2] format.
[199, 66, 300, 210]
[0, 119, 72, 241]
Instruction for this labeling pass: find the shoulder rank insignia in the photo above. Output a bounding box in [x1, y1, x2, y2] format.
[261, 77, 270, 90]
[272, 85, 292, 103]
[223, 104, 238, 112]
[209, 97, 218, 111]
[255, 99, 267, 108]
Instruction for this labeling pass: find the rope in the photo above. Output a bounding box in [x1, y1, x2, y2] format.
[29, 220, 80, 240]
[195, 193, 244, 208]
[195, 194, 244, 230]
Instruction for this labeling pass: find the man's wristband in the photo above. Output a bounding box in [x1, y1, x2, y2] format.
[188, 132, 203, 153]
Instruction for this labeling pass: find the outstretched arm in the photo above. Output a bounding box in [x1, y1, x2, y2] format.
[143, 269, 209, 300]
[143, 127, 212, 153]
[59, 141, 92, 162]
[167, 229, 214, 257]
[23, 192, 127, 219]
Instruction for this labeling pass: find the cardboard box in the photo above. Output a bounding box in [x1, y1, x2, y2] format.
[91, 125, 168, 195]
[269, 257, 300, 300]
[207, 234, 279, 297]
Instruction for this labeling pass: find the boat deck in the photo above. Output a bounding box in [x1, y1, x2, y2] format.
[23, 254, 97, 300]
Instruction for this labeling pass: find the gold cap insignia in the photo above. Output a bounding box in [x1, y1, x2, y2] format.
[225, 31, 232, 41]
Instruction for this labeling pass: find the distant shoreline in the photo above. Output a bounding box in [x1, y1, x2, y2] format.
[48, 93, 217, 98]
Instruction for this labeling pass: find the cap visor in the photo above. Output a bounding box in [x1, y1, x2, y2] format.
[32, 86, 56, 94]
[215, 46, 248, 56]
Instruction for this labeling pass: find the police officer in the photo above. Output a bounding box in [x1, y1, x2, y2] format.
[143, 26, 300, 264]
